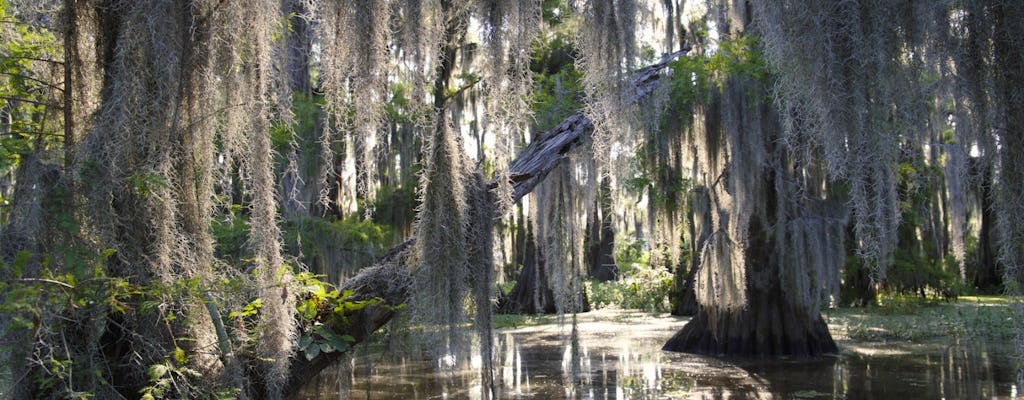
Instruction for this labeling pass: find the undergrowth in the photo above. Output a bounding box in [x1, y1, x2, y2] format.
[585, 239, 674, 313]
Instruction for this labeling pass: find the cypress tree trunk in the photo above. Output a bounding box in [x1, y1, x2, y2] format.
[974, 161, 1001, 292]
[663, 217, 838, 356]
[587, 177, 618, 281]
[661, 71, 843, 357]
[498, 225, 558, 314]
[662, 130, 841, 356]
[283, 0, 312, 97]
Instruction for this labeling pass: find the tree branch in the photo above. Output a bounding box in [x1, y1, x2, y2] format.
[0, 72, 64, 92]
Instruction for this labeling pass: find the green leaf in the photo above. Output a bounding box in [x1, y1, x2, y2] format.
[172, 347, 188, 365]
[297, 334, 313, 349]
[147, 363, 170, 381]
[304, 342, 321, 360]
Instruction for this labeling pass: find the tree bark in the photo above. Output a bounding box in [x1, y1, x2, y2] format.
[281, 49, 688, 397]
[283, 0, 312, 96]
[498, 217, 591, 314]
[663, 286, 836, 357]
[589, 176, 619, 282]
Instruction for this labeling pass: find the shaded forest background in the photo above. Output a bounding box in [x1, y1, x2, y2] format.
[0, 0, 1022, 399]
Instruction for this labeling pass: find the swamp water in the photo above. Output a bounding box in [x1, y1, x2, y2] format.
[295, 310, 1021, 399]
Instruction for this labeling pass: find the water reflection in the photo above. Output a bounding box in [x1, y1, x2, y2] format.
[294, 311, 1020, 399]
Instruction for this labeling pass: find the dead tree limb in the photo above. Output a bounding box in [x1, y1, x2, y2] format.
[282, 48, 688, 396]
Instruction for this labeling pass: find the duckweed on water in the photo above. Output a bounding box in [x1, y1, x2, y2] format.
[826, 296, 1018, 342]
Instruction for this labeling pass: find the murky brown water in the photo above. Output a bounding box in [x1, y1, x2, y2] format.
[295, 310, 1022, 399]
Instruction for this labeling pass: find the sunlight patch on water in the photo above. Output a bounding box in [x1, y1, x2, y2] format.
[841, 343, 914, 357]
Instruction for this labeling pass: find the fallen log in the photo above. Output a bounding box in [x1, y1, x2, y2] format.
[282, 48, 689, 396]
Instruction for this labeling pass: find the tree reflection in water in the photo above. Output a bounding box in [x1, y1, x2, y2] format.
[296, 311, 1019, 399]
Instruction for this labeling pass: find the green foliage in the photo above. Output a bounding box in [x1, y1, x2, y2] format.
[214, 207, 392, 275]
[293, 272, 388, 360]
[541, 0, 571, 25]
[881, 149, 963, 299]
[227, 298, 262, 319]
[530, 13, 583, 132]
[626, 148, 694, 210]
[370, 183, 418, 241]
[0, 248, 146, 398]
[586, 268, 674, 313]
[667, 34, 769, 111]
[840, 254, 878, 307]
[585, 240, 674, 312]
[531, 59, 584, 132]
[210, 208, 251, 263]
[0, 0, 62, 172]
[492, 312, 555, 329]
[270, 93, 324, 175]
[126, 171, 169, 198]
[615, 239, 650, 274]
[0, 249, 131, 323]
[283, 214, 390, 263]
[138, 349, 201, 400]
[886, 247, 962, 298]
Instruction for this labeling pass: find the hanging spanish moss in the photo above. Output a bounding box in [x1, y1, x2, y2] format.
[71, 0, 297, 396]
[660, 5, 843, 354]
[754, 1, 943, 279]
[574, 0, 642, 168]
[411, 113, 471, 362]
[987, 2, 1024, 294]
[314, 0, 394, 213]
[640, 57, 687, 275]
[235, 2, 296, 396]
[689, 79, 766, 312]
[466, 171, 497, 398]
[984, 5, 1024, 370]
[392, 0, 443, 110]
[536, 154, 595, 314]
[945, 143, 969, 278]
[477, 0, 540, 214]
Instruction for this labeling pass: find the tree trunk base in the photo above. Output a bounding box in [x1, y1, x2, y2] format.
[663, 299, 837, 357]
